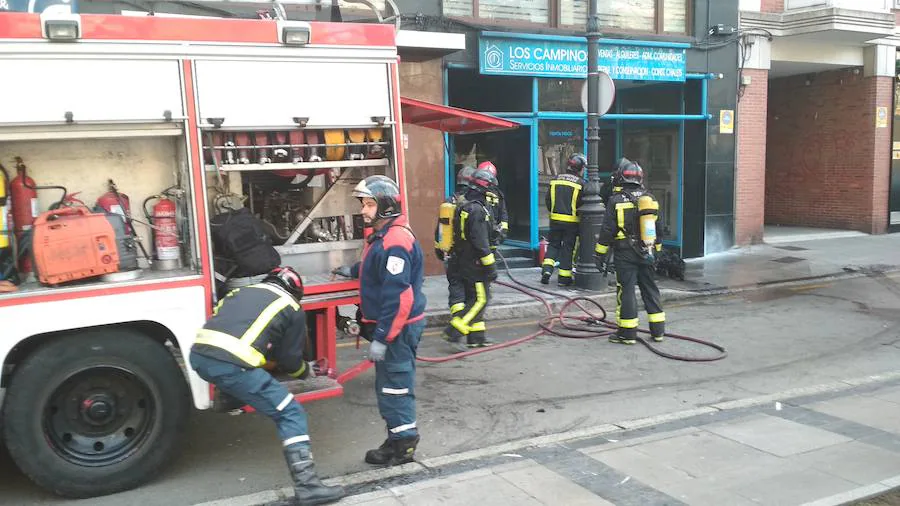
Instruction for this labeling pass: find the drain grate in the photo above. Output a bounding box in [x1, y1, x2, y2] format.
[771, 256, 806, 264]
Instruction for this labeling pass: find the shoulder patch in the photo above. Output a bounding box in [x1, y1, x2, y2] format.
[386, 256, 406, 275]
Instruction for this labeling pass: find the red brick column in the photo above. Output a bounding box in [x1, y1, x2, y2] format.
[761, 0, 784, 12]
[766, 70, 892, 234]
[736, 69, 769, 245]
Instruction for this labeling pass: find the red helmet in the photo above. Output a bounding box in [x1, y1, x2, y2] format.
[264, 266, 304, 300]
[477, 161, 497, 178]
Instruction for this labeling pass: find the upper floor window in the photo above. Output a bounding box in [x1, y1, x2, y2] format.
[447, 0, 688, 34]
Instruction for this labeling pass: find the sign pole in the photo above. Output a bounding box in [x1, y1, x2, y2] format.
[576, 0, 606, 291]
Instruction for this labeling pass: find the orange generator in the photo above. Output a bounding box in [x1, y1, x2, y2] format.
[32, 207, 120, 285]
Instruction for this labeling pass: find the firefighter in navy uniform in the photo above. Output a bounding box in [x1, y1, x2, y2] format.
[189, 266, 345, 506]
[541, 153, 586, 286]
[434, 166, 476, 318]
[593, 160, 666, 345]
[444, 168, 499, 350]
[596, 158, 630, 281]
[331, 175, 427, 467]
[478, 161, 509, 247]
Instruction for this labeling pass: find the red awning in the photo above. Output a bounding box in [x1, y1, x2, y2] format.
[400, 97, 519, 135]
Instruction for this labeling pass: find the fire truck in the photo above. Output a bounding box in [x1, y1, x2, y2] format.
[0, 9, 516, 499]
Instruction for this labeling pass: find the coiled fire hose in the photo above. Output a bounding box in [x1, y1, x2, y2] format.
[415, 251, 727, 364]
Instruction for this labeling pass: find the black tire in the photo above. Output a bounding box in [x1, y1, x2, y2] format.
[2, 328, 190, 498]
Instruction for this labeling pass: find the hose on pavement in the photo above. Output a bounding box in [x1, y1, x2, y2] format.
[416, 251, 727, 363]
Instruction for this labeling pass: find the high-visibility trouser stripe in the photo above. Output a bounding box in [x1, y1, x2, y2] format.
[542, 258, 556, 266]
[240, 286, 299, 345]
[595, 243, 608, 255]
[451, 281, 487, 334]
[480, 253, 496, 266]
[616, 202, 635, 239]
[287, 361, 307, 379]
[618, 318, 639, 329]
[283, 435, 310, 446]
[469, 321, 486, 332]
[558, 269, 573, 278]
[648, 312, 666, 323]
[450, 303, 466, 314]
[501, 221, 509, 230]
[390, 422, 417, 434]
[277, 393, 294, 411]
[382, 387, 409, 395]
[194, 329, 267, 367]
[550, 213, 579, 223]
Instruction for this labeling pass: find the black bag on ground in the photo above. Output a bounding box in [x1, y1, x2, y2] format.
[210, 208, 280, 279]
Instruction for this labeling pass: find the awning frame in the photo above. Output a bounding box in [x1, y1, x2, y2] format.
[400, 96, 520, 135]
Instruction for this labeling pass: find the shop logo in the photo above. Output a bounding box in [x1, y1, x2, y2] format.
[483, 44, 504, 71]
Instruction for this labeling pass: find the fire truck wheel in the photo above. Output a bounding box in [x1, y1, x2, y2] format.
[2, 328, 191, 499]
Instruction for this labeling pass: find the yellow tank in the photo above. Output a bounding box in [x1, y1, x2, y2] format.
[0, 168, 8, 250]
[637, 194, 658, 250]
[436, 201, 456, 253]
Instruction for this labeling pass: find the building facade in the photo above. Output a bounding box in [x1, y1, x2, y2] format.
[737, 0, 900, 244]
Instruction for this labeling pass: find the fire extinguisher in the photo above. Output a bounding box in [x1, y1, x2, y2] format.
[10, 157, 39, 275]
[144, 190, 181, 270]
[537, 236, 549, 267]
[97, 179, 151, 263]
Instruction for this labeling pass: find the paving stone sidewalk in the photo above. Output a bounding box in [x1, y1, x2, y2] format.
[321, 377, 900, 506]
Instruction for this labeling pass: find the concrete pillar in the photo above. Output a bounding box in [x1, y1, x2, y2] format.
[863, 44, 893, 234]
[735, 35, 770, 245]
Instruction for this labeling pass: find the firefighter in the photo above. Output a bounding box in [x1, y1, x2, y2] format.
[444, 168, 499, 350]
[331, 175, 427, 467]
[189, 266, 345, 506]
[435, 166, 476, 319]
[478, 161, 509, 246]
[541, 153, 586, 286]
[596, 158, 630, 280]
[593, 160, 666, 345]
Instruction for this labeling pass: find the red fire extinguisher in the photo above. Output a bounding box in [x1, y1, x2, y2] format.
[10, 157, 39, 274]
[96, 184, 132, 234]
[144, 192, 180, 270]
[537, 236, 549, 267]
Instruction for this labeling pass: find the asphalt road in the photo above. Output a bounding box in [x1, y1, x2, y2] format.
[3, 272, 900, 506]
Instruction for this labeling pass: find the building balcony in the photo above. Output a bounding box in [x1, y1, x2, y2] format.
[741, 2, 895, 45]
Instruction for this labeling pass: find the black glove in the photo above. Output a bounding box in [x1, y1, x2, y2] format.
[594, 254, 606, 273]
[484, 263, 498, 282]
[435, 248, 445, 262]
[332, 265, 353, 278]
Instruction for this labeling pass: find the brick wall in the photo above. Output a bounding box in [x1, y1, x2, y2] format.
[765, 69, 891, 234]
[735, 69, 769, 245]
[399, 58, 446, 276]
[761, 0, 784, 12]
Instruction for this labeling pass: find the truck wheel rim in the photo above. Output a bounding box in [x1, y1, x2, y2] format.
[43, 366, 156, 467]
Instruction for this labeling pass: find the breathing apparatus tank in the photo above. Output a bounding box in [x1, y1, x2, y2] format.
[637, 194, 659, 258]
[436, 200, 456, 254]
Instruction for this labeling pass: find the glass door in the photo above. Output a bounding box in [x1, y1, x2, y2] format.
[537, 120, 587, 237]
[622, 124, 681, 243]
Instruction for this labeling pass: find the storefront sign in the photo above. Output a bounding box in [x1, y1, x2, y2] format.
[479, 34, 687, 82]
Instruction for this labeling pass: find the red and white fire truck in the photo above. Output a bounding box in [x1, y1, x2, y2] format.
[0, 10, 515, 499]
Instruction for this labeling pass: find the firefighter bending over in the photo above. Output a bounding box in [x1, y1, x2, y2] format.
[593, 160, 666, 344]
[190, 266, 345, 506]
[435, 166, 476, 321]
[332, 175, 427, 467]
[541, 153, 586, 286]
[443, 168, 499, 350]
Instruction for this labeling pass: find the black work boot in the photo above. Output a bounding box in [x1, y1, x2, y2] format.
[558, 276, 573, 287]
[284, 446, 345, 506]
[364, 436, 393, 465]
[365, 435, 419, 466]
[540, 272, 551, 285]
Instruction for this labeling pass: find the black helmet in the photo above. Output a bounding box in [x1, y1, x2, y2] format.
[456, 166, 476, 188]
[352, 175, 402, 219]
[567, 153, 587, 174]
[615, 158, 643, 186]
[264, 266, 304, 300]
[469, 168, 497, 193]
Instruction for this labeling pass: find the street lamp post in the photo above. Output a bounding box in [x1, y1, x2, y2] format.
[575, 0, 606, 291]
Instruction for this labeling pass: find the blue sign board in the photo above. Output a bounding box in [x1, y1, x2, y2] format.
[0, 0, 77, 13]
[479, 33, 687, 82]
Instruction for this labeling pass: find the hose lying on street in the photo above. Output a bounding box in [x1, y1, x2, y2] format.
[416, 251, 727, 364]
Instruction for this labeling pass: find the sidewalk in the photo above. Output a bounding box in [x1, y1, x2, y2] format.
[418, 233, 900, 327]
[264, 372, 900, 506]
